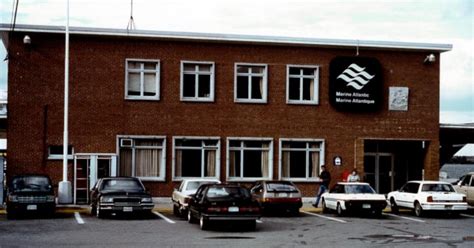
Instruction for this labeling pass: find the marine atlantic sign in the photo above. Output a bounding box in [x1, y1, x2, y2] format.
[329, 56, 382, 112]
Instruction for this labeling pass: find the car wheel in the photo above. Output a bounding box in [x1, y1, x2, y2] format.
[336, 203, 344, 217]
[291, 208, 300, 216]
[6, 210, 16, 220]
[173, 204, 179, 217]
[91, 205, 97, 216]
[390, 198, 399, 214]
[322, 200, 329, 214]
[187, 209, 195, 223]
[247, 220, 257, 231]
[200, 216, 209, 230]
[414, 202, 423, 217]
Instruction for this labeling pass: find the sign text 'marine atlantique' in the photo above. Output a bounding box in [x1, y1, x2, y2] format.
[329, 56, 383, 112]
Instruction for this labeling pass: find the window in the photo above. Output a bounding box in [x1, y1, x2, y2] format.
[181, 61, 215, 101]
[118, 137, 166, 181]
[402, 183, 420, 194]
[48, 145, 74, 160]
[280, 139, 324, 181]
[234, 63, 268, 103]
[227, 138, 273, 181]
[125, 59, 160, 100]
[173, 137, 220, 179]
[287, 65, 319, 104]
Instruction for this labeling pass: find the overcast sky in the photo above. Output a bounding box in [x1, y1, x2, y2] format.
[0, 0, 472, 124]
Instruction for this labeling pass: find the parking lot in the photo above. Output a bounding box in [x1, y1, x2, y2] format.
[0, 204, 473, 248]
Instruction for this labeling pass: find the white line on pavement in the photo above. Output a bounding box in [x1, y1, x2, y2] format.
[152, 211, 176, 224]
[74, 212, 85, 225]
[383, 213, 425, 223]
[460, 214, 474, 218]
[302, 211, 347, 223]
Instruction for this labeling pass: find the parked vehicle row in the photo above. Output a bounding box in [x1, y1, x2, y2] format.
[5, 173, 473, 228]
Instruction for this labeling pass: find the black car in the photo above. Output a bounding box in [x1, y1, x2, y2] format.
[6, 174, 56, 219]
[90, 177, 154, 218]
[187, 184, 261, 230]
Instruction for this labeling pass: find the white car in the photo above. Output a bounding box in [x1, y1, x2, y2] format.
[387, 180, 468, 217]
[171, 179, 220, 217]
[453, 172, 474, 206]
[321, 182, 387, 217]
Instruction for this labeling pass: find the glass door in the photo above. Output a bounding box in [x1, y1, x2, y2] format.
[364, 153, 394, 194]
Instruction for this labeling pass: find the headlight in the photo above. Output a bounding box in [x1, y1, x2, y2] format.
[141, 197, 153, 203]
[101, 196, 114, 203]
[8, 195, 18, 202]
[46, 195, 55, 202]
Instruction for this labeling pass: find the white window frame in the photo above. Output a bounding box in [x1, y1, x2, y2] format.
[226, 137, 273, 182]
[48, 145, 74, 160]
[234, 63, 268, 103]
[286, 65, 320, 105]
[279, 138, 325, 182]
[180, 61, 215, 102]
[125, 59, 160, 100]
[172, 136, 221, 181]
[116, 135, 166, 181]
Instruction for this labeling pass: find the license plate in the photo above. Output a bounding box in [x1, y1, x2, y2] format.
[123, 207, 133, 212]
[228, 207, 239, 212]
[27, 205, 37, 210]
[445, 205, 453, 209]
[278, 193, 288, 197]
[362, 204, 371, 209]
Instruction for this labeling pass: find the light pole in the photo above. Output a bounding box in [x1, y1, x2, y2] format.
[58, 0, 72, 204]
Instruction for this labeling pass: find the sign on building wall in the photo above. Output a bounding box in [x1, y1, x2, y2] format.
[389, 87, 409, 111]
[329, 57, 383, 112]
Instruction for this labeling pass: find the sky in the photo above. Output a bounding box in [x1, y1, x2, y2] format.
[0, 0, 472, 124]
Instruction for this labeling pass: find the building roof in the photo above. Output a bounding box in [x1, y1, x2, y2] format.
[0, 24, 452, 52]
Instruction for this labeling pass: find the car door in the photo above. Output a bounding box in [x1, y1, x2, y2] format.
[468, 176, 474, 205]
[405, 183, 420, 209]
[250, 183, 263, 204]
[456, 175, 470, 196]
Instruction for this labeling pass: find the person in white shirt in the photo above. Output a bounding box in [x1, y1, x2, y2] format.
[347, 168, 360, 182]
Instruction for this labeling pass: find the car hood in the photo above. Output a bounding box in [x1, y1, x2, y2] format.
[10, 190, 54, 196]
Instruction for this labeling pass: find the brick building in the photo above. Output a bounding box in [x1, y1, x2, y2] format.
[0, 24, 451, 203]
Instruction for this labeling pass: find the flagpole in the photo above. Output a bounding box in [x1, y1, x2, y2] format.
[58, 0, 72, 204]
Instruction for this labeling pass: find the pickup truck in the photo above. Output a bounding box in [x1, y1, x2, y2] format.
[171, 179, 220, 217]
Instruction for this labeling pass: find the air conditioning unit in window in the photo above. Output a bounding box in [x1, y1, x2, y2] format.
[120, 139, 133, 147]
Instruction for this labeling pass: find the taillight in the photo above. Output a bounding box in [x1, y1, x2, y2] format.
[427, 196, 433, 202]
[207, 207, 228, 213]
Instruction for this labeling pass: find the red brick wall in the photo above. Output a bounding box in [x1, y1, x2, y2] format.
[6, 32, 440, 197]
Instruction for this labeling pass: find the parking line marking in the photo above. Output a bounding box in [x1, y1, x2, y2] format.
[256, 219, 263, 223]
[383, 213, 425, 223]
[152, 211, 176, 224]
[302, 211, 347, 223]
[74, 212, 85, 225]
[461, 214, 474, 218]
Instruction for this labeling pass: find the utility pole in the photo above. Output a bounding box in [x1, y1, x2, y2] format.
[58, 0, 72, 204]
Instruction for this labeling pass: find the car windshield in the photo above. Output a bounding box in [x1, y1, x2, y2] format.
[421, 183, 455, 192]
[344, 184, 376, 194]
[186, 181, 217, 191]
[100, 179, 144, 192]
[206, 186, 251, 200]
[11, 176, 52, 192]
[266, 182, 298, 192]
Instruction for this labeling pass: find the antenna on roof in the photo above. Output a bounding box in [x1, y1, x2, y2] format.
[126, 0, 136, 31]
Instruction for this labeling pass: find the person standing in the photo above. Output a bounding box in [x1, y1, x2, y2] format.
[313, 165, 331, 208]
[347, 168, 361, 182]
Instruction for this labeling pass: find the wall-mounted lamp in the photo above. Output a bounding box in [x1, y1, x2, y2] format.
[23, 35, 31, 45]
[423, 54, 436, 64]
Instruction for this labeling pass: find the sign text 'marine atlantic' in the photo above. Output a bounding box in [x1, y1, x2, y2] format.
[329, 57, 383, 112]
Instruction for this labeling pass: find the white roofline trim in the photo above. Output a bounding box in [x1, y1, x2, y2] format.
[0, 24, 452, 52]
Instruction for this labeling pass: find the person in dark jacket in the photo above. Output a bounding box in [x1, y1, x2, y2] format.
[313, 165, 331, 207]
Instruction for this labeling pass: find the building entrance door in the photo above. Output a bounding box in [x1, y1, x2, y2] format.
[364, 153, 394, 194]
[74, 154, 117, 204]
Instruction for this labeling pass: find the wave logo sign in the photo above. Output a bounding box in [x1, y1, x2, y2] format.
[337, 63, 375, 90]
